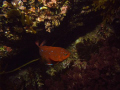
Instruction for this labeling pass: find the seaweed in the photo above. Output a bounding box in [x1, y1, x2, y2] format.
[92, 0, 120, 23]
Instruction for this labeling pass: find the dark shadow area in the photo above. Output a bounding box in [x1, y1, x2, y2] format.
[1, 43, 39, 71]
[36, 11, 102, 48]
[112, 18, 120, 36]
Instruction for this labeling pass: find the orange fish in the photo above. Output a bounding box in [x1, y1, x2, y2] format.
[36, 41, 70, 65]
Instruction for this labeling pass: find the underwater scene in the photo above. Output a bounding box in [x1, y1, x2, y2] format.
[0, 0, 120, 90]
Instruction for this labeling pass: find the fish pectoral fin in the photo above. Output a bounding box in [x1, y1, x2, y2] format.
[46, 63, 53, 65]
[46, 58, 53, 65]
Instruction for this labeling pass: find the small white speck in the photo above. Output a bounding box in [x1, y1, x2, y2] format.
[51, 51, 53, 52]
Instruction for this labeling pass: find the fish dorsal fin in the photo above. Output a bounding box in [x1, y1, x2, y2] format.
[35, 41, 40, 46]
[35, 40, 46, 47]
[40, 40, 46, 46]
